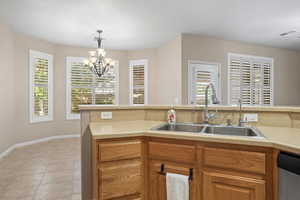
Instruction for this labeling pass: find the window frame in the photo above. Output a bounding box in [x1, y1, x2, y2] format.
[66, 56, 119, 120]
[227, 53, 274, 106]
[29, 50, 54, 123]
[129, 59, 148, 105]
[188, 60, 221, 105]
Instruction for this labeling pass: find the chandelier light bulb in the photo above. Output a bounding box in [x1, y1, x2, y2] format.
[90, 57, 97, 63]
[105, 58, 112, 64]
[83, 59, 89, 65]
[97, 48, 105, 56]
[89, 51, 96, 57]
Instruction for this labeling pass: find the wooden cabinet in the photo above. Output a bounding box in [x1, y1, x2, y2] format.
[203, 171, 265, 200]
[93, 138, 273, 200]
[99, 159, 142, 200]
[94, 139, 143, 200]
[149, 160, 197, 200]
[148, 141, 196, 163]
[98, 140, 141, 162]
[203, 147, 266, 175]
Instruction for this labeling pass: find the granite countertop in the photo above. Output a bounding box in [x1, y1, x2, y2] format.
[89, 120, 300, 155]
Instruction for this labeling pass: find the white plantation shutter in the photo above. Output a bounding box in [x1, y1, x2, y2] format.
[188, 61, 220, 105]
[70, 59, 93, 114]
[29, 50, 53, 123]
[228, 53, 273, 105]
[66, 57, 119, 119]
[94, 66, 118, 105]
[129, 60, 148, 105]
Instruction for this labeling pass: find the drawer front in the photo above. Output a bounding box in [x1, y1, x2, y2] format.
[99, 140, 141, 162]
[203, 147, 266, 175]
[148, 142, 196, 163]
[100, 159, 141, 200]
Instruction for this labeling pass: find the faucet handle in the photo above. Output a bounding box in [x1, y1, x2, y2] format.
[226, 119, 233, 126]
[238, 116, 248, 127]
[207, 112, 217, 120]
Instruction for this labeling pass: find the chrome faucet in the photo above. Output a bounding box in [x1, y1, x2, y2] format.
[203, 83, 220, 124]
[238, 99, 246, 127]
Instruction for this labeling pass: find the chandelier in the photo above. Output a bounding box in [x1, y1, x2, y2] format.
[84, 30, 114, 77]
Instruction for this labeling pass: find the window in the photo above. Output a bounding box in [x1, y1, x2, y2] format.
[66, 57, 119, 119]
[129, 59, 148, 105]
[29, 50, 53, 123]
[228, 53, 273, 106]
[188, 61, 220, 105]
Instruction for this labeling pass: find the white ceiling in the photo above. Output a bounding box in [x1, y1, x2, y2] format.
[0, 0, 300, 50]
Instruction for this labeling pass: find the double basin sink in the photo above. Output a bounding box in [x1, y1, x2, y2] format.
[152, 123, 264, 138]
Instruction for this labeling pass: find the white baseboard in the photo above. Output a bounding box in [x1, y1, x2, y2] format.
[0, 145, 16, 160]
[0, 134, 80, 160]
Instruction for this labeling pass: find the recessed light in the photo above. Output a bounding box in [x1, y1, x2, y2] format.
[280, 31, 297, 37]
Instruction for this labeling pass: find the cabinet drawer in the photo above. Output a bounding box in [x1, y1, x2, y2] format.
[99, 159, 141, 200]
[99, 140, 141, 162]
[149, 142, 196, 163]
[203, 147, 266, 175]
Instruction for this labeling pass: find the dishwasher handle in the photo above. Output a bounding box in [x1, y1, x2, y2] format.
[278, 152, 300, 176]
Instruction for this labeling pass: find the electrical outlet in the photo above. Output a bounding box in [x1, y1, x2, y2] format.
[101, 112, 112, 119]
[243, 113, 258, 122]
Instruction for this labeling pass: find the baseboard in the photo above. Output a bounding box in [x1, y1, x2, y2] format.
[0, 134, 80, 160]
[0, 145, 16, 160]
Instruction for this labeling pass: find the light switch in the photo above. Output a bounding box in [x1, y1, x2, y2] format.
[243, 113, 258, 122]
[101, 112, 112, 119]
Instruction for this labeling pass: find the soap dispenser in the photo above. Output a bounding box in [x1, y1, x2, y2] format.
[167, 107, 176, 125]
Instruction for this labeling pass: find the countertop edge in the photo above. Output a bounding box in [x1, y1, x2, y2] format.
[79, 104, 300, 113]
[90, 127, 300, 155]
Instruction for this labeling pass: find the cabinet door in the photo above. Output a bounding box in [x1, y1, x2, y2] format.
[149, 160, 197, 200]
[203, 171, 265, 200]
[99, 159, 142, 200]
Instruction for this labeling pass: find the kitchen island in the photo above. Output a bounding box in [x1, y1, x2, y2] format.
[80, 105, 300, 200]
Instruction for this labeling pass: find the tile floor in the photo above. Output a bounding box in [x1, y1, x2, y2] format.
[0, 138, 81, 200]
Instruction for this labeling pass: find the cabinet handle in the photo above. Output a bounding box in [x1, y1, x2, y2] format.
[189, 168, 193, 181]
[159, 163, 166, 175]
[158, 163, 193, 181]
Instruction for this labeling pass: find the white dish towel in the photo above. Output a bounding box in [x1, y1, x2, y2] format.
[166, 172, 189, 200]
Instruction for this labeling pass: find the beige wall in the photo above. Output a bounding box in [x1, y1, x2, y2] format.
[14, 33, 62, 143]
[0, 23, 16, 153]
[155, 35, 182, 104]
[13, 35, 129, 144]
[2, 23, 300, 154]
[181, 34, 300, 105]
[0, 25, 143, 153]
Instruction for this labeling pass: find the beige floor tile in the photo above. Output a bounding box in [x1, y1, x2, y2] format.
[0, 138, 81, 199]
[45, 161, 74, 172]
[73, 168, 81, 181]
[72, 180, 81, 194]
[72, 194, 82, 200]
[41, 171, 73, 185]
[34, 182, 73, 200]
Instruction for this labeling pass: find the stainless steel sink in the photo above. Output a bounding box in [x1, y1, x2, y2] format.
[152, 123, 205, 133]
[202, 126, 264, 138]
[152, 123, 264, 138]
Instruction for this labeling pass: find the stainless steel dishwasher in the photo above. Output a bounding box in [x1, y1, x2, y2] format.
[278, 152, 300, 200]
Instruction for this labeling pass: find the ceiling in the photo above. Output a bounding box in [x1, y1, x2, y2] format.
[0, 0, 300, 50]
